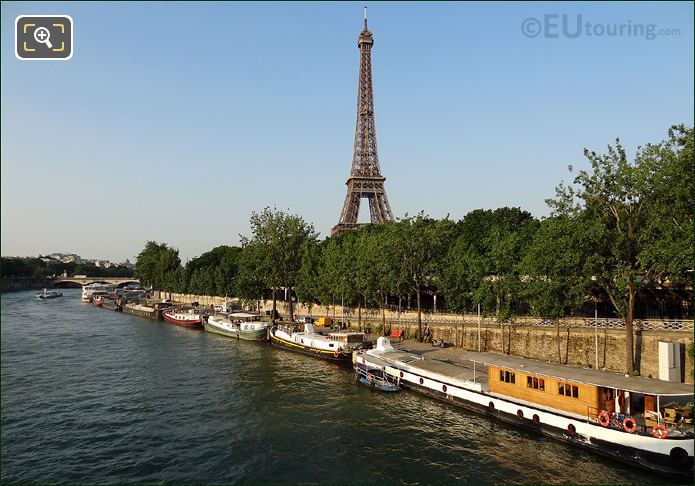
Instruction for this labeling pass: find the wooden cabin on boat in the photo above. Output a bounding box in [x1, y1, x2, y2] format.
[477, 352, 693, 433]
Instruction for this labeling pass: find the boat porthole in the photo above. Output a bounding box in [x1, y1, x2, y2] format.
[488, 401, 495, 411]
[670, 447, 688, 464]
[442, 385, 447, 393]
[419, 377, 424, 385]
[532, 414, 540, 424]
[517, 410, 524, 419]
[399, 371, 404, 378]
[567, 424, 577, 435]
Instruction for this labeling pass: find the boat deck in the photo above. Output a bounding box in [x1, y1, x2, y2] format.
[366, 347, 489, 388]
[367, 341, 694, 400]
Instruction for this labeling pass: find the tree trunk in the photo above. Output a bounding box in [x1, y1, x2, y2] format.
[501, 322, 505, 354]
[556, 319, 561, 364]
[565, 327, 570, 365]
[358, 301, 362, 331]
[625, 282, 636, 373]
[288, 287, 294, 322]
[382, 293, 387, 335]
[416, 284, 422, 342]
[272, 287, 277, 323]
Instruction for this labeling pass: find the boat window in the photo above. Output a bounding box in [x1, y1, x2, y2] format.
[527, 376, 545, 391]
[329, 343, 334, 348]
[559, 383, 579, 399]
[500, 369, 515, 384]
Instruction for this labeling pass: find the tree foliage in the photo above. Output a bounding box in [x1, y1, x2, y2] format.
[547, 125, 694, 372]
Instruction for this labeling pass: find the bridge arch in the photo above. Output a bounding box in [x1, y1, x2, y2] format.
[50, 277, 141, 288]
[52, 280, 83, 288]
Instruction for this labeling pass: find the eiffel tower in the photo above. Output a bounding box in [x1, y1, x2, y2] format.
[331, 8, 394, 237]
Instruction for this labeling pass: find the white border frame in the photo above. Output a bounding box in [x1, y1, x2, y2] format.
[15, 15, 73, 61]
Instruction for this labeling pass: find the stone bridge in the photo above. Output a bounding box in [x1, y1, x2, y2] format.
[50, 276, 141, 288]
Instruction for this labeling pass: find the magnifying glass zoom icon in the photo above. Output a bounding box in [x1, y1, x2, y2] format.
[33, 27, 53, 49]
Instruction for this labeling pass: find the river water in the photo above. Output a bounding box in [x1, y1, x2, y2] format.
[0, 289, 676, 484]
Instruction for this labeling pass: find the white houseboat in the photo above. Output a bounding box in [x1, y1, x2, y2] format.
[270, 323, 366, 363]
[81, 283, 116, 302]
[355, 337, 693, 477]
[204, 313, 271, 341]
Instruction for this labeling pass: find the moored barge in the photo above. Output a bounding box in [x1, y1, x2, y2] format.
[270, 323, 366, 363]
[355, 337, 694, 477]
[162, 306, 205, 328]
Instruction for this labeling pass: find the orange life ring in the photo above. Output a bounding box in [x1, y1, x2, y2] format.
[333, 351, 339, 358]
[597, 411, 611, 427]
[367, 374, 373, 381]
[622, 416, 637, 433]
[652, 423, 668, 439]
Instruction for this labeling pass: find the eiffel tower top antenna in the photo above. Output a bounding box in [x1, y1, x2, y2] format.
[364, 6, 368, 29]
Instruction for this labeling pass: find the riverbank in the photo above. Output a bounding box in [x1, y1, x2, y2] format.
[153, 290, 694, 383]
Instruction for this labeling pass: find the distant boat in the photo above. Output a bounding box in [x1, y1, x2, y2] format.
[162, 307, 204, 328]
[229, 312, 271, 341]
[204, 314, 239, 338]
[92, 292, 109, 307]
[81, 283, 116, 302]
[36, 289, 63, 299]
[204, 313, 271, 341]
[270, 323, 366, 363]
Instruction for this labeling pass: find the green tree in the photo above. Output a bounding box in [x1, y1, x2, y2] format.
[237, 242, 269, 306]
[318, 232, 360, 323]
[440, 208, 538, 320]
[389, 214, 454, 341]
[134, 241, 181, 293]
[548, 125, 694, 373]
[521, 215, 594, 363]
[240, 207, 318, 321]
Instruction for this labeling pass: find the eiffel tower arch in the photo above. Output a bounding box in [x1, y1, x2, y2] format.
[331, 8, 394, 237]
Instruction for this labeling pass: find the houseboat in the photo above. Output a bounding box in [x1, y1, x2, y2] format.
[205, 313, 271, 341]
[81, 283, 116, 302]
[162, 306, 205, 328]
[355, 337, 693, 476]
[270, 323, 366, 363]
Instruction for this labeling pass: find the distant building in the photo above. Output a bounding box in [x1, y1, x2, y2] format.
[94, 259, 111, 268]
[44, 253, 82, 264]
[120, 259, 135, 270]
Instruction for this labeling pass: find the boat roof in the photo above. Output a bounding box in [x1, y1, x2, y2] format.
[329, 332, 364, 336]
[228, 312, 260, 318]
[467, 352, 693, 396]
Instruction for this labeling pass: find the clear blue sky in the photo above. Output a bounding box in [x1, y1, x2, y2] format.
[2, 1, 693, 262]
